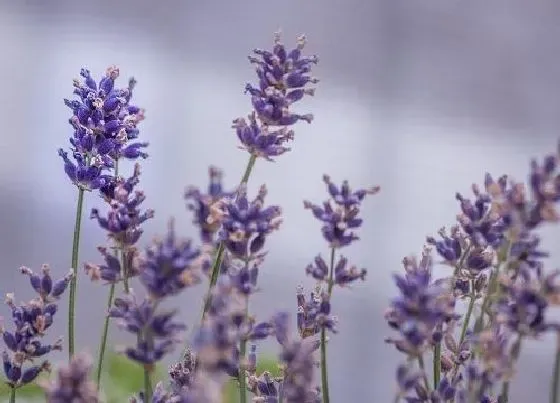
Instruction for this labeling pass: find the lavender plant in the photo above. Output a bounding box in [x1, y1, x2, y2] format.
[3, 29, 560, 403]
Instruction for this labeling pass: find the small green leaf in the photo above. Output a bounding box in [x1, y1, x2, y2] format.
[102, 351, 165, 403]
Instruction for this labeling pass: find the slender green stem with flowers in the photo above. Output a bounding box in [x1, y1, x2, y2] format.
[9, 387, 15, 403]
[200, 153, 257, 324]
[68, 186, 85, 360]
[320, 247, 336, 403]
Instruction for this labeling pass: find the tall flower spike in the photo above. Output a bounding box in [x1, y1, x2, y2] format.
[218, 184, 282, 260]
[304, 175, 379, 248]
[245, 32, 318, 127]
[59, 66, 147, 190]
[185, 166, 235, 244]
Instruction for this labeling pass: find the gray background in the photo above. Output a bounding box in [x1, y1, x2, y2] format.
[1, 1, 559, 402]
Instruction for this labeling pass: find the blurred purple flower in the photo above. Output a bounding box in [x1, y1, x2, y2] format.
[185, 166, 235, 244]
[42, 353, 99, 403]
[139, 220, 210, 299]
[109, 293, 186, 365]
[385, 251, 459, 355]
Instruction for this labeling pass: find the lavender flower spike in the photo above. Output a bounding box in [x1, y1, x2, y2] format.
[59, 66, 147, 190]
[245, 32, 318, 127]
[1, 265, 71, 392]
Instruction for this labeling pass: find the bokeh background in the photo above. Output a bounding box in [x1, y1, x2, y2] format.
[1, 1, 560, 401]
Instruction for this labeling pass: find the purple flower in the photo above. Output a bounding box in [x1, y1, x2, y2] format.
[84, 246, 138, 283]
[42, 353, 99, 403]
[305, 254, 367, 287]
[304, 175, 379, 248]
[271, 312, 322, 403]
[233, 112, 295, 160]
[91, 163, 154, 245]
[296, 286, 337, 339]
[109, 293, 186, 365]
[385, 252, 459, 355]
[494, 266, 560, 336]
[59, 66, 147, 190]
[139, 220, 210, 299]
[192, 275, 247, 378]
[185, 166, 235, 244]
[245, 32, 318, 127]
[169, 349, 196, 394]
[1, 266, 71, 387]
[217, 184, 282, 260]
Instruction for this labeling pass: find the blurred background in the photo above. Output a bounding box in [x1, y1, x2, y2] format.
[1, 0, 560, 401]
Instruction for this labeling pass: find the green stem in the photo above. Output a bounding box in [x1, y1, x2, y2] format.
[320, 247, 336, 403]
[94, 283, 116, 391]
[143, 366, 153, 402]
[417, 354, 430, 392]
[199, 154, 257, 325]
[122, 248, 130, 294]
[460, 282, 477, 345]
[9, 387, 15, 403]
[499, 336, 523, 402]
[551, 334, 560, 403]
[68, 187, 85, 360]
[433, 330, 441, 389]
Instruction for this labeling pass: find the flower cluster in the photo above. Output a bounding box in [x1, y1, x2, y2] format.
[1, 265, 72, 388]
[387, 143, 560, 403]
[185, 166, 235, 245]
[247, 312, 322, 403]
[236, 32, 318, 160]
[41, 353, 98, 403]
[304, 175, 380, 248]
[58, 66, 147, 190]
[139, 220, 210, 299]
[109, 292, 186, 365]
[385, 251, 459, 355]
[215, 184, 282, 261]
[85, 163, 154, 284]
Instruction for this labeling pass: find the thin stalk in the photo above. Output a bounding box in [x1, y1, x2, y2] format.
[199, 154, 257, 324]
[474, 240, 512, 335]
[551, 334, 560, 403]
[499, 336, 523, 402]
[238, 295, 249, 403]
[9, 387, 15, 403]
[460, 282, 477, 345]
[95, 283, 116, 390]
[320, 247, 336, 403]
[94, 159, 121, 390]
[433, 329, 441, 389]
[143, 366, 153, 402]
[417, 354, 430, 392]
[68, 187, 85, 360]
[122, 248, 130, 294]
